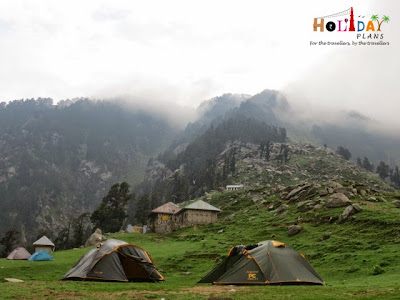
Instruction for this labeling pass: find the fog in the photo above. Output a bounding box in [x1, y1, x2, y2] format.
[283, 44, 400, 133]
[282, 0, 399, 132]
[0, 0, 398, 133]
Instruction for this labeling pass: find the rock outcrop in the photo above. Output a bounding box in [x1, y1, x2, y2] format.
[288, 225, 302, 236]
[84, 228, 106, 247]
[326, 193, 352, 208]
[339, 203, 362, 221]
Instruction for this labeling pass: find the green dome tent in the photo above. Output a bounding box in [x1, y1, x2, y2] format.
[62, 239, 164, 282]
[199, 240, 324, 285]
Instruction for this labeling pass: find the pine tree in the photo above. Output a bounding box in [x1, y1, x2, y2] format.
[72, 212, 91, 247]
[362, 157, 374, 172]
[0, 229, 19, 257]
[376, 161, 390, 179]
[91, 182, 133, 233]
[135, 194, 152, 225]
[390, 166, 400, 187]
[336, 146, 352, 160]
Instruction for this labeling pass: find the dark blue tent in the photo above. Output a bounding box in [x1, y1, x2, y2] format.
[29, 250, 54, 261]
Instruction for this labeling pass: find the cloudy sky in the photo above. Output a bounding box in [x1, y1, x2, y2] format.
[0, 0, 398, 126]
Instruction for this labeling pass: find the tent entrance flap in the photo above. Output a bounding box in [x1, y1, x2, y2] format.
[215, 256, 266, 284]
[118, 253, 153, 281]
[87, 251, 127, 281]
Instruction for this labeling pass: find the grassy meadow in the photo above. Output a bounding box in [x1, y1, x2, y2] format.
[1, 189, 400, 299]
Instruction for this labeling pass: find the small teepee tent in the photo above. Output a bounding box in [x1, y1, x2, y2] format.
[29, 250, 54, 261]
[199, 240, 324, 285]
[7, 247, 31, 260]
[63, 239, 164, 282]
[33, 236, 55, 253]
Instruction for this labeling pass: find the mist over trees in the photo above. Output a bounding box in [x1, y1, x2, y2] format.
[0, 98, 176, 243]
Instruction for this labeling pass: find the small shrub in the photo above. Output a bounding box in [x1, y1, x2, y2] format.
[346, 267, 360, 273]
[379, 261, 390, 267]
[373, 265, 385, 275]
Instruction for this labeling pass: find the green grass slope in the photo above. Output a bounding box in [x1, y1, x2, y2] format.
[1, 186, 400, 299]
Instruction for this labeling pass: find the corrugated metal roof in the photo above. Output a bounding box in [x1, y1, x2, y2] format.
[33, 235, 55, 246]
[151, 202, 181, 214]
[182, 200, 221, 212]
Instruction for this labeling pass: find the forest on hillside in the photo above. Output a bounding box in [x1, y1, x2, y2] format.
[134, 115, 287, 223]
[0, 98, 177, 242]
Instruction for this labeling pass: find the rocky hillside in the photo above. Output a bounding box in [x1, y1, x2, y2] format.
[225, 142, 392, 191]
[144, 139, 393, 202]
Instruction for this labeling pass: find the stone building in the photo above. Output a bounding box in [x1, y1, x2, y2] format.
[149, 200, 221, 234]
[175, 200, 221, 227]
[149, 202, 182, 234]
[226, 184, 244, 191]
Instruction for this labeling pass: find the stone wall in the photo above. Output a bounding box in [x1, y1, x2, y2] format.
[180, 210, 218, 226]
[151, 213, 176, 234]
[150, 209, 218, 234]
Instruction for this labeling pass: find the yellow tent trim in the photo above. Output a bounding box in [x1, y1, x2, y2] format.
[272, 241, 286, 248]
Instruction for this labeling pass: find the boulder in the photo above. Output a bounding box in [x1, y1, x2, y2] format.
[181, 272, 191, 275]
[252, 195, 263, 203]
[360, 189, 367, 196]
[319, 189, 329, 197]
[224, 214, 235, 221]
[286, 184, 311, 200]
[288, 225, 302, 236]
[275, 204, 289, 215]
[328, 181, 343, 189]
[280, 192, 289, 200]
[340, 204, 362, 220]
[84, 228, 106, 247]
[3, 278, 24, 283]
[313, 204, 324, 210]
[326, 193, 351, 208]
[295, 190, 308, 202]
[368, 197, 377, 202]
[392, 200, 400, 208]
[297, 200, 314, 212]
[306, 186, 318, 198]
[352, 203, 362, 212]
[322, 232, 331, 240]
